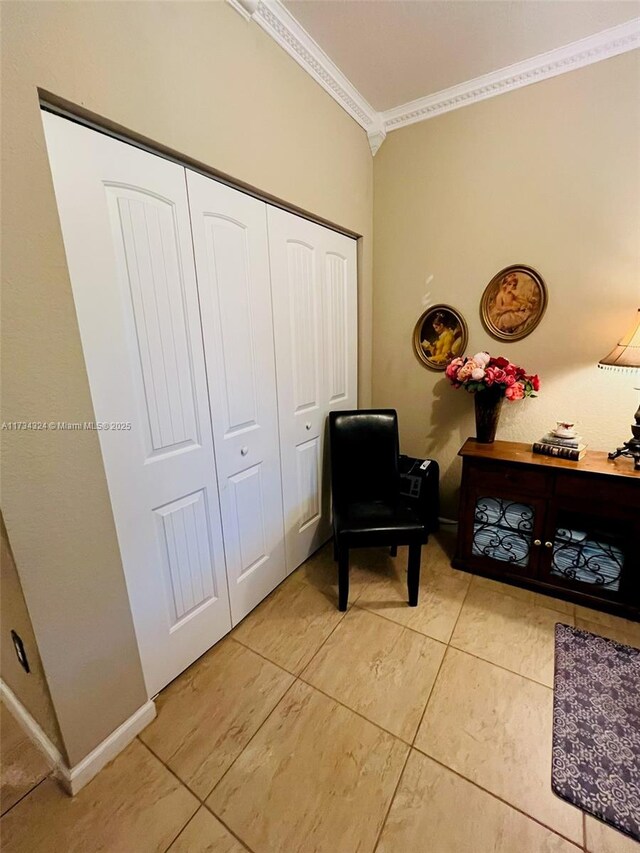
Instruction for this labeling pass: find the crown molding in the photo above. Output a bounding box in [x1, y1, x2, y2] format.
[381, 18, 640, 132]
[226, 2, 639, 155]
[227, 0, 380, 152]
[253, 1, 379, 132]
[366, 124, 387, 157]
[226, 0, 260, 22]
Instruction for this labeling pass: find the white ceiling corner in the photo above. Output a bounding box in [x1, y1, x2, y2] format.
[227, 0, 640, 155]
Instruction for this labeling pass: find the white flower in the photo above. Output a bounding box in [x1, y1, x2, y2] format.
[474, 352, 491, 366]
[471, 367, 486, 380]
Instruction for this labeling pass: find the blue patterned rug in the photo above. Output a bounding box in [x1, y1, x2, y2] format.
[552, 623, 640, 842]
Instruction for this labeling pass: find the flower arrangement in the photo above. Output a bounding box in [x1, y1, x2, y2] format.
[445, 352, 540, 400]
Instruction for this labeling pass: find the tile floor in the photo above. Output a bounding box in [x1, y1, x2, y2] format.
[0, 703, 51, 816]
[1, 532, 639, 853]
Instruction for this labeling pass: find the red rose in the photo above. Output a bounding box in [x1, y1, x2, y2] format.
[530, 374, 540, 391]
[491, 356, 509, 369]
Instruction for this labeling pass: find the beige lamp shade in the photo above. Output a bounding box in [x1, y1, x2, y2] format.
[598, 308, 640, 370]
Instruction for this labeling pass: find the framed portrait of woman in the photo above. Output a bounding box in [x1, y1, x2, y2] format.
[481, 265, 548, 342]
[413, 304, 469, 371]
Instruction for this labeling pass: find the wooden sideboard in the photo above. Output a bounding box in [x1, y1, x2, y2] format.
[453, 439, 640, 621]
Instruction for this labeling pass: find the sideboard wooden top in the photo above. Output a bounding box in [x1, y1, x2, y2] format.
[458, 439, 640, 481]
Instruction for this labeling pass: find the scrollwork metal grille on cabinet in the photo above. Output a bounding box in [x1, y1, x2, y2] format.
[472, 497, 535, 567]
[551, 528, 623, 591]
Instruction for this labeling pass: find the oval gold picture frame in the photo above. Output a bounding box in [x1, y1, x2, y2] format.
[413, 304, 469, 371]
[480, 264, 548, 342]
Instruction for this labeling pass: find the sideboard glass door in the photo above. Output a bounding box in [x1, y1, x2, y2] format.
[539, 507, 629, 601]
[467, 494, 545, 577]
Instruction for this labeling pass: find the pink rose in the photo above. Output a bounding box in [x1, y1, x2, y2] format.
[445, 360, 461, 381]
[505, 383, 525, 401]
[485, 366, 507, 385]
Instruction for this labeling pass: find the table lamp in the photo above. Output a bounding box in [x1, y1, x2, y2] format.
[598, 307, 640, 470]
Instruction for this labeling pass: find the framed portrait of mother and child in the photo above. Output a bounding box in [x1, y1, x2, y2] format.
[413, 265, 548, 370]
[480, 264, 548, 342]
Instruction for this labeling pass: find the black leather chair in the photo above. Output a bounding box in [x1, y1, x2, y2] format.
[329, 409, 429, 611]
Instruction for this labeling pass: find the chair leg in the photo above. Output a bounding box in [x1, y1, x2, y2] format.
[389, 544, 398, 557]
[407, 543, 421, 607]
[338, 549, 349, 612]
[333, 538, 339, 562]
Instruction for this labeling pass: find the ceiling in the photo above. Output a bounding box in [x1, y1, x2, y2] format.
[282, 0, 640, 112]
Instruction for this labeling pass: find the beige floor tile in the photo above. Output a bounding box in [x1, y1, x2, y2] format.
[168, 807, 246, 852]
[450, 584, 571, 686]
[575, 609, 640, 650]
[0, 703, 51, 816]
[585, 816, 640, 853]
[294, 541, 377, 603]
[471, 573, 575, 616]
[231, 573, 345, 673]
[208, 680, 408, 853]
[357, 539, 471, 643]
[415, 648, 583, 844]
[575, 605, 635, 628]
[0, 739, 198, 853]
[302, 606, 445, 741]
[378, 750, 580, 853]
[140, 637, 293, 798]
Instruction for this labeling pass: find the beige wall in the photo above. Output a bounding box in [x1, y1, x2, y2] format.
[1, 0, 373, 765]
[373, 52, 640, 517]
[0, 515, 65, 760]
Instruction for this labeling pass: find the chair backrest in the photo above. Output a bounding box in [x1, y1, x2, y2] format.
[329, 409, 400, 506]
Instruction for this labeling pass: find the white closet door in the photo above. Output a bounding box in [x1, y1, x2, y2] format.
[322, 228, 358, 418]
[268, 208, 357, 573]
[42, 113, 231, 697]
[186, 172, 286, 624]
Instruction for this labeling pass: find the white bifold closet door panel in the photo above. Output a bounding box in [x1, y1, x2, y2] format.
[268, 207, 358, 573]
[186, 171, 286, 624]
[42, 113, 232, 697]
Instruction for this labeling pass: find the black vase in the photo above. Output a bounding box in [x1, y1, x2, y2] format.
[474, 388, 504, 443]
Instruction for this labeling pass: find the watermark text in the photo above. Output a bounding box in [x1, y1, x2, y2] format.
[2, 421, 132, 431]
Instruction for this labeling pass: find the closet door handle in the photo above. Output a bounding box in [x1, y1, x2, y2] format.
[305, 423, 312, 430]
[544, 541, 553, 548]
[533, 539, 541, 547]
[240, 446, 249, 456]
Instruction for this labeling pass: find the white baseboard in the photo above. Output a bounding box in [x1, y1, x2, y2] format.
[60, 700, 156, 795]
[0, 679, 156, 796]
[0, 679, 64, 772]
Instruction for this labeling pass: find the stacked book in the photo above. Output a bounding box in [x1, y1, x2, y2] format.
[532, 428, 587, 461]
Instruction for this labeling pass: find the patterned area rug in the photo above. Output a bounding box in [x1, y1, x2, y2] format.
[552, 623, 640, 842]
